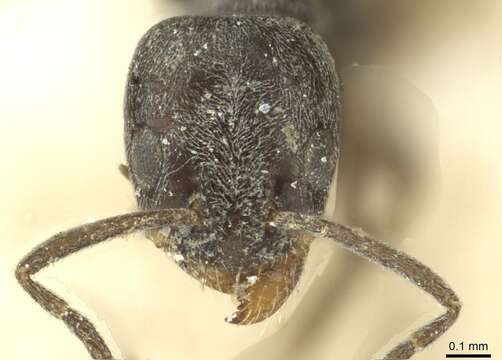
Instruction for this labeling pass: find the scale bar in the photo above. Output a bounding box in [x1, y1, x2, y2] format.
[446, 355, 491, 358]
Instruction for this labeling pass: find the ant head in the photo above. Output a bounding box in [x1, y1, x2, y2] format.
[125, 16, 340, 216]
[124, 16, 341, 282]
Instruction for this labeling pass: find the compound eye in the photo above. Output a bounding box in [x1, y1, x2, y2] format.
[168, 164, 198, 199]
[130, 128, 163, 191]
[273, 175, 290, 198]
[271, 156, 302, 208]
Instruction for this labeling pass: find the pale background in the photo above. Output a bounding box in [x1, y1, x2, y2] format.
[0, 0, 500, 359]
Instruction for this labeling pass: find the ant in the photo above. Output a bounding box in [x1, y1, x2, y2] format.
[15, 2, 460, 359]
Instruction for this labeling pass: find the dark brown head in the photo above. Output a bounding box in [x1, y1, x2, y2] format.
[124, 16, 341, 323]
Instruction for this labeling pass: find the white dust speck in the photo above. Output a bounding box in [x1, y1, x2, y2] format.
[162, 138, 169, 145]
[320, 156, 327, 163]
[203, 43, 208, 50]
[173, 254, 185, 263]
[180, 126, 187, 131]
[259, 103, 271, 114]
[290, 181, 298, 189]
[194, 50, 200, 56]
[247, 276, 258, 285]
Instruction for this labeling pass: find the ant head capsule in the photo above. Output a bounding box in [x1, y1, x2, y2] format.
[124, 16, 341, 323]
